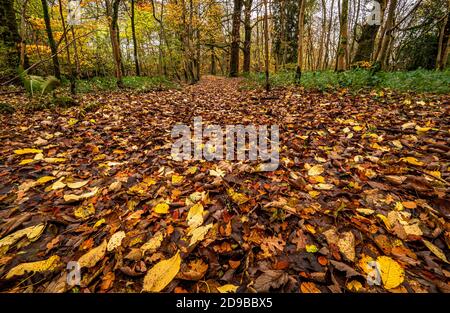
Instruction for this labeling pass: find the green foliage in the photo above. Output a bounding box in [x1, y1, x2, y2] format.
[75, 76, 179, 93]
[19, 68, 61, 96]
[243, 69, 450, 94]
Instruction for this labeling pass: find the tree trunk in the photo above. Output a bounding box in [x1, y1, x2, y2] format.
[295, 0, 306, 83]
[58, 0, 75, 94]
[229, 0, 242, 77]
[41, 0, 61, 79]
[317, 0, 327, 70]
[131, 0, 140, 76]
[263, 0, 269, 91]
[437, 7, 450, 70]
[376, 0, 398, 69]
[323, 0, 335, 69]
[295, 0, 306, 82]
[106, 0, 124, 87]
[336, 0, 349, 71]
[243, 0, 252, 73]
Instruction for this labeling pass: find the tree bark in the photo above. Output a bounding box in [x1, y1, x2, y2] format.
[437, 6, 450, 70]
[323, 0, 335, 69]
[229, 0, 243, 77]
[376, 0, 398, 69]
[41, 0, 61, 79]
[131, 0, 140, 76]
[58, 0, 75, 94]
[295, 0, 306, 82]
[263, 0, 269, 91]
[243, 0, 253, 73]
[106, 0, 124, 87]
[336, 0, 349, 71]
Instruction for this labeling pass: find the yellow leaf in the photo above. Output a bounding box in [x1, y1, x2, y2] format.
[14, 148, 43, 155]
[74, 203, 95, 219]
[49, 179, 66, 191]
[6, 255, 61, 279]
[308, 165, 325, 176]
[36, 176, 56, 185]
[186, 166, 198, 175]
[153, 203, 170, 214]
[187, 203, 204, 229]
[353, 125, 363, 132]
[107, 231, 126, 251]
[415, 126, 431, 133]
[141, 232, 164, 254]
[142, 251, 181, 292]
[93, 218, 105, 228]
[227, 188, 249, 205]
[78, 240, 107, 268]
[67, 180, 89, 189]
[308, 190, 320, 198]
[306, 245, 318, 253]
[217, 284, 239, 293]
[172, 175, 184, 185]
[400, 157, 423, 166]
[423, 240, 449, 264]
[356, 208, 374, 215]
[0, 223, 46, 252]
[19, 159, 34, 165]
[395, 202, 404, 211]
[347, 280, 362, 292]
[64, 187, 99, 202]
[189, 224, 213, 246]
[377, 256, 405, 289]
[68, 118, 78, 126]
[44, 157, 66, 164]
[315, 183, 334, 190]
[305, 224, 316, 234]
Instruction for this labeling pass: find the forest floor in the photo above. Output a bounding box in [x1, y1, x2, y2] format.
[0, 76, 449, 293]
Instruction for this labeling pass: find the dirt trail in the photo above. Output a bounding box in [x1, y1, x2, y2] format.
[0, 77, 449, 293]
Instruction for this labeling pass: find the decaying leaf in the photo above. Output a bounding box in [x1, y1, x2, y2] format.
[142, 251, 181, 292]
[6, 255, 61, 279]
[78, 240, 107, 268]
[107, 231, 126, 251]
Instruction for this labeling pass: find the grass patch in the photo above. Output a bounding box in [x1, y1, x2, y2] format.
[243, 69, 450, 94]
[73, 76, 178, 93]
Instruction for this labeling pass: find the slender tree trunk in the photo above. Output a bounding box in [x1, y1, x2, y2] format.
[106, 0, 124, 87]
[131, 0, 140, 76]
[336, 0, 349, 71]
[41, 0, 61, 79]
[317, 0, 327, 70]
[19, 0, 29, 69]
[229, 0, 243, 77]
[323, 0, 335, 70]
[243, 0, 253, 73]
[376, 0, 397, 69]
[295, 0, 306, 82]
[263, 0, 269, 91]
[58, 0, 76, 93]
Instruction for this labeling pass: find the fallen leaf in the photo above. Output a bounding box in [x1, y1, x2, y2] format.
[78, 240, 107, 268]
[6, 255, 61, 279]
[142, 251, 181, 292]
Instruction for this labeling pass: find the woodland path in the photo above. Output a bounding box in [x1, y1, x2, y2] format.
[0, 76, 449, 293]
